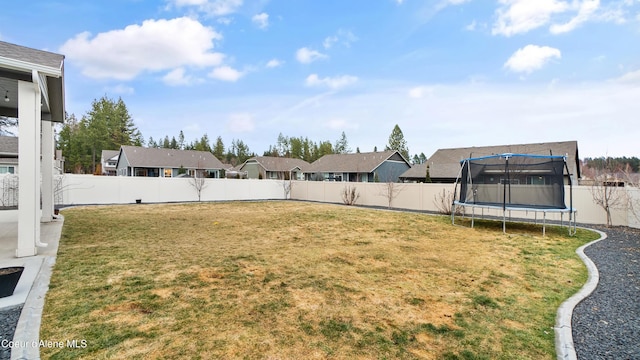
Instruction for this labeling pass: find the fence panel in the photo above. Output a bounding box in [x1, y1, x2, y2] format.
[1, 173, 638, 228]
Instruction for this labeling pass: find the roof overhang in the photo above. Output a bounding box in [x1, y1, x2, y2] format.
[0, 43, 65, 123]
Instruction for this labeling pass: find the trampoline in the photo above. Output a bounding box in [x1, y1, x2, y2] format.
[451, 153, 576, 235]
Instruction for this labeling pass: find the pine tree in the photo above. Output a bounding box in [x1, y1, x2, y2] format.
[385, 124, 409, 160]
[56, 96, 142, 173]
[334, 131, 351, 154]
[178, 131, 185, 150]
[212, 136, 225, 160]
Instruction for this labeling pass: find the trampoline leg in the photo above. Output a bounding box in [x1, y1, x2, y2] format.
[451, 205, 455, 226]
[471, 207, 475, 228]
[503, 210, 506, 234]
[543, 212, 546, 237]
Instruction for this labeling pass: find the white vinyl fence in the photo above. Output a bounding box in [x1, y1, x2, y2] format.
[0, 174, 638, 228]
[53, 174, 288, 205]
[289, 180, 638, 228]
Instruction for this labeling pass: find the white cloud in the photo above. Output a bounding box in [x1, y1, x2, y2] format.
[465, 20, 477, 31]
[550, 0, 600, 34]
[493, 0, 627, 36]
[614, 69, 640, 83]
[305, 74, 358, 89]
[168, 0, 243, 17]
[163, 67, 196, 86]
[504, 45, 561, 74]
[394, 0, 404, 5]
[252, 12, 269, 29]
[492, 0, 570, 36]
[408, 86, 435, 98]
[323, 30, 358, 49]
[60, 17, 224, 80]
[227, 113, 255, 132]
[209, 66, 244, 82]
[266, 59, 283, 68]
[323, 36, 338, 49]
[295, 47, 328, 64]
[105, 84, 135, 95]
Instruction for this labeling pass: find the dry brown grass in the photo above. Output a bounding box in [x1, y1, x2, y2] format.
[40, 201, 598, 359]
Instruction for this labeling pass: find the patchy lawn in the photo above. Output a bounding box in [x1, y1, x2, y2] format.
[40, 201, 598, 359]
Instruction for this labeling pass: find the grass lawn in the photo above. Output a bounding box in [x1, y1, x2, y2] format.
[40, 201, 599, 359]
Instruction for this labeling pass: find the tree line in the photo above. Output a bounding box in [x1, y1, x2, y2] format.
[57, 97, 143, 174]
[54, 96, 430, 174]
[583, 157, 640, 173]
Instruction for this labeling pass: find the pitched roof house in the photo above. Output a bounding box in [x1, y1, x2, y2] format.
[239, 156, 310, 180]
[304, 150, 411, 182]
[0, 136, 18, 174]
[116, 145, 225, 178]
[0, 136, 64, 175]
[400, 141, 580, 183]
[101, 150, 119, 176]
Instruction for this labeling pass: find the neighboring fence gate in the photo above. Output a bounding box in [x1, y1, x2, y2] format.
[0, 175, 18, 208]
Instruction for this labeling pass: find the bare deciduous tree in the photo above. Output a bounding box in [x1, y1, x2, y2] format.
[379, 181, 404, 209]
[281, 179, 293, 199]
[588, 162, 633, 227]
[190, 171, 208, 202]
[341, 185, 360, 205]
[433, 188, 460, 215]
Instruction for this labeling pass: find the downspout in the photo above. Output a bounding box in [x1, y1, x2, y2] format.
[33, 70, 48, 248]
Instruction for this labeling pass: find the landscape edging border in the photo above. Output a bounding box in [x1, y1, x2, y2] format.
[554, 227, 607, 360]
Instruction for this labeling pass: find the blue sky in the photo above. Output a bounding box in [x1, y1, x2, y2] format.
[1, 0, 639, 159]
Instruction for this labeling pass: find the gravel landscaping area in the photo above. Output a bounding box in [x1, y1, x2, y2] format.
[0, 305, 22, 360]
[572, 226, 640, 360]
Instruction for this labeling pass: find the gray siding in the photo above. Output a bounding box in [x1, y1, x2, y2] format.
[243, 163, 263, 179]
[375, 161, 411, 182]
[116, 151, 131, 176]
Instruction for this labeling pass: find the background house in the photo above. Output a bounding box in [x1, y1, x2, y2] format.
[415, 141, 580, 184]
[0, 136, 64, 175]
[304, 150, 411, 182]
[116, 145, 225, 178]
[101, 150, 119, 176]
[399, 162, 429, 183]
[0, 136, 18, 174]
[239, 156, 309, 180]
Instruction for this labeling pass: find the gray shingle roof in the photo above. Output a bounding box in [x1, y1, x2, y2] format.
[305, 150, 406, 173]
[399, 163, 428, 180]
[0, 41, 64, 71]
[242, 156, 310, 172]
[101, 150, 119, 161]
[119, 146, 225, 169]
[425, 141, 580, 179]
[1, 41, 65, 123]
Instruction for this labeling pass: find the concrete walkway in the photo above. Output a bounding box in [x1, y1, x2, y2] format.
[0, 210, 63, 360]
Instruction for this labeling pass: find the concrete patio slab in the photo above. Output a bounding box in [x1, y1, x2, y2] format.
[0, 209, 64, 360]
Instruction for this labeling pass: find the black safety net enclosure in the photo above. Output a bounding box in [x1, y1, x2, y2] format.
[452, 153, 576, 235]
